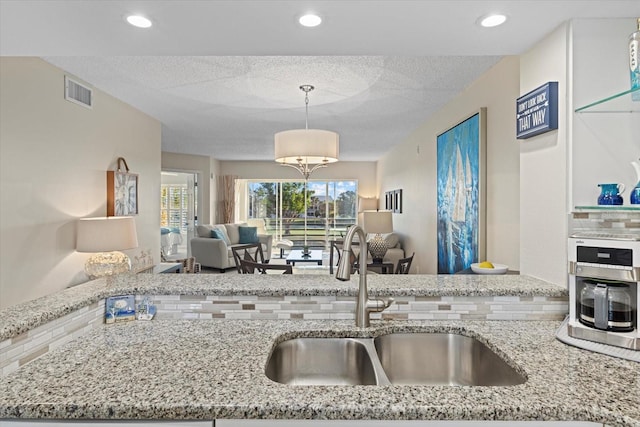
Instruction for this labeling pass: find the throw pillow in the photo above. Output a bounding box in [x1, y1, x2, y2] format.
[213, 225, 232, 244]
[238, 226, 259, 244]
[211, 229, 227, 240]
[383, 233, 399, 248]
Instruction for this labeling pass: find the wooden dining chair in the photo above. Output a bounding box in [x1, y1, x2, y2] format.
[395, 252, 414, 274]
[177, 257, 201, 274]
[238, 258, 293, 274]
[231, 243, 266, 273]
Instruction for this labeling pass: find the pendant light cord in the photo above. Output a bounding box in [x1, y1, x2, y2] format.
[300, 84, 314, 131]
[305, 91, 309, 131]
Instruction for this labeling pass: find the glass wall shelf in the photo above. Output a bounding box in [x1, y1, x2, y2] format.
[575, 87, 640, 113]
[574, 205, 640, 212]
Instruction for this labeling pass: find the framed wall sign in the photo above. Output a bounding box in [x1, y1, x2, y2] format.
[107, 157, 138, 216]
[516, 81, 558, 139]
[436, 109, 486, 274]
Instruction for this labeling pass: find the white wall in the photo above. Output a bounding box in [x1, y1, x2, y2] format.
[572, 18, 640, 207]
[377, 56, 521, 274]
[519, 23, 570, 286]
[161, 152, 220, 225]
[0, 57, 161, 309]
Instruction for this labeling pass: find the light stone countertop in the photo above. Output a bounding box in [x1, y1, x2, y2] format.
[0, 318, 638, 425]
[0, 273, 567, 341]
[0, 274, 637, 425]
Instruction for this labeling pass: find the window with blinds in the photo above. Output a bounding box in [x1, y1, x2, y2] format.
[160, 184, 189, 234]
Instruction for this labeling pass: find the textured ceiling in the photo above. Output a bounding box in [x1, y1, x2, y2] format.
[42, 56, 500, 161]
[3, 1, 639, 161]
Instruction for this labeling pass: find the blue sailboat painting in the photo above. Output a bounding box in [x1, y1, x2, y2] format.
[437, 113, 481, 274]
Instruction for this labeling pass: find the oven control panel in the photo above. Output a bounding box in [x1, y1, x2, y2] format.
[577, 246, 632, 268]
[569, 237, 640, 267]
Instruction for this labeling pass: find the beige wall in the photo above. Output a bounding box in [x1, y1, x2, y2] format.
[0, 57, 161, 309]
[519, 23, 570, 286]
[377, 56, 521, 274]
[161, 152, 220, 225]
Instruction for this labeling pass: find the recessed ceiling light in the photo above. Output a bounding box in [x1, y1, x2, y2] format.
[126, 15, 152, 28]
[478, 14, 507, 28]
[299, 14, 322, 27]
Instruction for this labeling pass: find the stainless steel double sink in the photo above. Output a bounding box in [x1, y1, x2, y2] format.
[265, 333, 526, 386]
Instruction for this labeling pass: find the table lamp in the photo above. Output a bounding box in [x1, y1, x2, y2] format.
[76, 217, 138, 278]
[358, 197, 378, 212]
[362, 210, 393, 263]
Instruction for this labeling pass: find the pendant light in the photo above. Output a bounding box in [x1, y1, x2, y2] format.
[274, 85, 339, 179]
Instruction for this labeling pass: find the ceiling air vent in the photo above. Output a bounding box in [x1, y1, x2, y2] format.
[64, 76, 92, 109]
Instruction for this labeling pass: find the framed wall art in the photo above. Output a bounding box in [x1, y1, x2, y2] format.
[107, 157, 138, 216]
[436, 109, 486, 274]
[384, 189, 404, 213]
[393, 189, 403, 213]
[385, 191, 393, 210]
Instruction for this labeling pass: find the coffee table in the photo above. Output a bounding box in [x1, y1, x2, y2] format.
[286, 249, 323, 266]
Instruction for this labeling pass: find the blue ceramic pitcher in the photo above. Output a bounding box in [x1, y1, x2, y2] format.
[631, 159, 640, 204]
[597, 183, 625, 205]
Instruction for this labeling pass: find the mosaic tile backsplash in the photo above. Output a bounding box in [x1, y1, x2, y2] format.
[1, 293, 567, 376]
[1, 300, 104, 376]
[148, 294, 567, 321]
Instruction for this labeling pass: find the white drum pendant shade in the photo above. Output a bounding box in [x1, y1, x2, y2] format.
[274, 129, 339, 165]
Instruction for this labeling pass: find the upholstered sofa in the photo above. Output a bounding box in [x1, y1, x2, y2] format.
[190, 223, 273, 272]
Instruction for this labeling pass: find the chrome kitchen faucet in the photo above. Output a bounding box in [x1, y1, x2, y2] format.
[335, 225, 394, 327]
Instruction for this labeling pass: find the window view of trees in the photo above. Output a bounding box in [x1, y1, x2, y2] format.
[248, 180, 357, 248]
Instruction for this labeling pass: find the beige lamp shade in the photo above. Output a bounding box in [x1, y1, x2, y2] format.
[362, 210, 393, 262]
[274, 129, 339, 165]
[77, 217, 138, 252]
[362, 210, 393, 235]
[76, 217, 138, 279]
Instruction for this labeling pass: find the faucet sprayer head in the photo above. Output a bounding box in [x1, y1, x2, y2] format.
[335, 250, 352, 281]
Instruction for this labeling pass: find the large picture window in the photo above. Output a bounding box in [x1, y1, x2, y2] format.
[245, 180, 357, 248]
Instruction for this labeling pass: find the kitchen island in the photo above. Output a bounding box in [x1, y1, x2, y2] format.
[0, 274, 638, 426]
